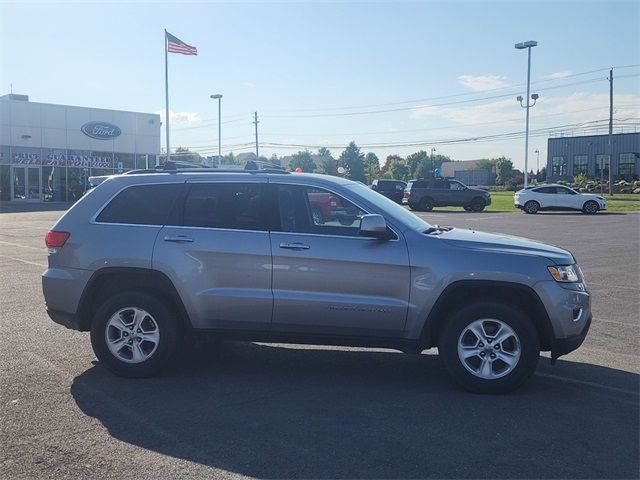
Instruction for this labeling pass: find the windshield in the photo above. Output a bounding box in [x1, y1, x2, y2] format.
[346, 182, 432, 230]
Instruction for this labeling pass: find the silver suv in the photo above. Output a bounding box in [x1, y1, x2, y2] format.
[42, 168, 592, 393]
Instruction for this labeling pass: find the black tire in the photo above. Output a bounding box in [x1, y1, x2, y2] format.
[582, 200, 599, 215]
[463, 206, 472, 212]
[311, 207, 324, 224]
[469, 197, 486, 212]
[90, 291, 183, 378]
[419, 197, 434, 212]
[438, 302, 540, 394]
[524, 200, 540, 214]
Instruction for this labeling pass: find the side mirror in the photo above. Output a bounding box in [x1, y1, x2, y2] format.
[359, 214, 390, 239]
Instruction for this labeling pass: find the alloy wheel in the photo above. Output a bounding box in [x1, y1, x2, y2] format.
[105, 307, 160, 363]
[457, 318, 521, 379]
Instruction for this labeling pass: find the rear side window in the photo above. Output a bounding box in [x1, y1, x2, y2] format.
[182, 182, 267, 231]
[96, 184, 182, 225]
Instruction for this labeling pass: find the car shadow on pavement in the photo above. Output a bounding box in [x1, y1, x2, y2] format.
[71, 342, 639, 479]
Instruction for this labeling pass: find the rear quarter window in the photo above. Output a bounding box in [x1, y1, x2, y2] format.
[95, 183, 182, 225]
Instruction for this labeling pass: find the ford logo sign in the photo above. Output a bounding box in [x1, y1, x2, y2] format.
[81, 121, 121, 140]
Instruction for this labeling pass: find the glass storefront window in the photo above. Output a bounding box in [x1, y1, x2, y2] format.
[42, 148, 68, 202]
[0, 145, 9, 165]
[114, 153, 135, 173]
[619, 153, 637, 176]
[552, 156, 566, 177]
[0, 165, 10, 201]
[573, 155, 588, 176]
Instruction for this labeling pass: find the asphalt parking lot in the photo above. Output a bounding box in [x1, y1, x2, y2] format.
[1, 205, 638, 479]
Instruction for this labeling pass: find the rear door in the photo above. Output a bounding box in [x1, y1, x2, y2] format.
[152, 179, 273, 330]
[269, 182, 411, 337]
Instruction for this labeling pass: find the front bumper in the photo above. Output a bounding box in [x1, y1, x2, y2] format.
[533, 280, 592, 360]
[551, 314, 591, 361]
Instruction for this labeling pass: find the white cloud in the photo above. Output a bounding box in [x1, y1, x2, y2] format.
[243, 81, 256, 88]
[154, 110, 202, 125]
[457, 74, 510, 92]
[544, 71, 572, 80]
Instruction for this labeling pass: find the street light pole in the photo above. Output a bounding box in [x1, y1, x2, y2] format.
[535, 149, 540, 176]
[515, 40, 538, 189]
[210, 94, 223, 166]
[430, 147, 436, 175]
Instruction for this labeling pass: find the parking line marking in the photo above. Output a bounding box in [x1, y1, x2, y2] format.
[0, 254, 46, 268]
[535, 372, 640, 397]
[0, 240, 46, 251]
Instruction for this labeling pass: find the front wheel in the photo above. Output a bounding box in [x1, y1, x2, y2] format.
[582, 200, 599, 214]
[90, 292, 183, 377]
[438, 302, 540, 394]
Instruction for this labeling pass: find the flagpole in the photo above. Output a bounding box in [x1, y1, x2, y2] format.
[164, 29, 170, 165]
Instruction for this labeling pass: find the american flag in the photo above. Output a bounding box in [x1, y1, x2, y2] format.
[166, 31, 197, 56]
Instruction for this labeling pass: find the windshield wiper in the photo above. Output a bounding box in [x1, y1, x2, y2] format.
[424, 225, 453, 235]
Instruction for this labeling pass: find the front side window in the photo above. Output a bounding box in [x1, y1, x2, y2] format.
[96, 183, 182, 225]
[276, 185, 366, 237]
[449, 180, 465, 191]
[552, 156, 566, 176]
[573, 155, 588, 175]
[182, 182, 267, 231]
[619, 153, 637, 175]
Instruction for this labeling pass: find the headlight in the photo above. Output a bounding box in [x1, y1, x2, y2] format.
[548, 265, 579, 283]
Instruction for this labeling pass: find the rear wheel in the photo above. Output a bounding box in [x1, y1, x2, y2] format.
[438, 302, 540, 394]
[582, 200, 599, 214]
[469, 197, 486, 212]
[524, 200, 540, 214]
[419, 197, 434, 212]
[90, 292, 183, 377]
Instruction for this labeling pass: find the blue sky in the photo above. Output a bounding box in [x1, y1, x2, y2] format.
[2, 0, 639, 170]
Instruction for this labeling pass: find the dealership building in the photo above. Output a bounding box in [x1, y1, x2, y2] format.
[546, 132, 639, 182]
[0, 94, 160, 202]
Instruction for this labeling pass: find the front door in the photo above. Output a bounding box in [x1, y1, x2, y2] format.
[269, 183, 411, 337]
[12, 167, 41, 201]
[153, 180, 273, 331]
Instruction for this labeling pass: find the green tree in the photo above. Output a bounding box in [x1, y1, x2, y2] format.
[537, 166, 547, 182]
[381, 154, 403, 175]
[391, 162, 410, 181]
[364, 152, 380, 184]
[288, 150, 316, 172]
[406, 150, 428, 178]
[338, 141, 366, 182]
[168, 146, 203, 164]
[495, 157, 514, 186]
[316, 147, 338, 175]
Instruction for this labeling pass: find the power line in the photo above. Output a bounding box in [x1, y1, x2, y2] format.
[261, 76, 639, 119]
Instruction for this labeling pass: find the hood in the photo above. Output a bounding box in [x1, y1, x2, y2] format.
[438, 228, 574, 265]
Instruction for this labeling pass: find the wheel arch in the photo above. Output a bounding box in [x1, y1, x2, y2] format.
[77, 267, 192, 332]
[420, 280, 554, 351]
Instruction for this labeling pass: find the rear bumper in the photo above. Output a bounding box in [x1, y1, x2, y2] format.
[47, 308, 82, 331]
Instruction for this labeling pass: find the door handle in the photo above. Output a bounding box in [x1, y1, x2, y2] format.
[163, 236, 194, 243]
[279, 242, 310, 250]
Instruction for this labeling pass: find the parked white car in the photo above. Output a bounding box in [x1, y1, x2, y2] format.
[515, 184, 607, 214]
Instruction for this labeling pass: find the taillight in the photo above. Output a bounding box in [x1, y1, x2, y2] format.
[45, 230, 70, 248]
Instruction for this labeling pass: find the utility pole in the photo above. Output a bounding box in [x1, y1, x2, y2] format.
[608, 68, 613, 196]
[253, 111, 259, 159]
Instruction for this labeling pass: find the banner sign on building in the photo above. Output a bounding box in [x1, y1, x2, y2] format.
[11, 152, 113, 168]
[81, 121, 122, 140]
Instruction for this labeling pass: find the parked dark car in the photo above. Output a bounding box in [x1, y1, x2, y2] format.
[371, 179, 406, 204]
[403, 178, 491, 212]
